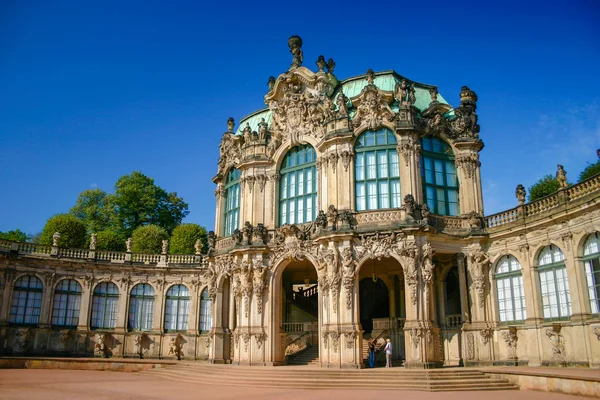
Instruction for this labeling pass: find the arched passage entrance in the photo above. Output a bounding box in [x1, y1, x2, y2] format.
[357, 256, 406, 364]
[272, 257, 319, 366]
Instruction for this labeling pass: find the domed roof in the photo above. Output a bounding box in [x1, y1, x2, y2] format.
[235, 70, 451, 135]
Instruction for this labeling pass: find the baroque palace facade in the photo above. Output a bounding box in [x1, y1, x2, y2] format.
[1, 36, 600, 369]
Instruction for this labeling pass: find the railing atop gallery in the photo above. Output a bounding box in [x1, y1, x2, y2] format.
[428, 215, 470, 231]
[355, 209, 405, 225]
[484, 174, 600, 229]
[0, 238, 203, 267]
[282, 322, 317, 333]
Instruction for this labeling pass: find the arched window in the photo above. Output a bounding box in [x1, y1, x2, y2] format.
[9, 275, 43, 325]
[279, 144, 317, 225]
[128, 284, 155, 331]
[199, 288, 213, 332]
[224, 168, 241, 236]
[355, 129, 401, 211]
[583, 233, 600, 314]
[164, 284, 190, 332]
[495, 255, 527, 323]
[51, 279, 82, 327]
[420, 137, 459, 216]
[91, 282, 119, 329]
[538, 245, 571, 320]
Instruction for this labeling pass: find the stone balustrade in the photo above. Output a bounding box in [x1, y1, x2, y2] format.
[485, 174, 600, 230]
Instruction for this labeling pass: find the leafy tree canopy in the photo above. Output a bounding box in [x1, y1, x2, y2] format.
[528, 174, 561, 202]
[0, 229, 29, 242]
[579, 160, 600, 182]
[70, 188, 113, 233]
[69, 171, 189, 238]
[40, 214, 87, 248]
[92, 230, 126, 251]
[170, 224, 208, 254]
[131, 224, 169, 254]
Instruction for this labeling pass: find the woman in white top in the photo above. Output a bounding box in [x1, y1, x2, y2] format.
[384, 338, 392, 368]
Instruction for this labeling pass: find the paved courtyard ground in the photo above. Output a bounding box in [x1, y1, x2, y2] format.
[0, 369, 597, 400]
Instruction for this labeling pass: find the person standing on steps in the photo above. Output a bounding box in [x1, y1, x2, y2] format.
[368, 337, 376, 368]
[384, 338, 392, 368]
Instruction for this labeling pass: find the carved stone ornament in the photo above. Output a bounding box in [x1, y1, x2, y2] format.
[321, 330, 329, 349]
[336, 92, 349, 117]
[398, 137, 421, 166]
[424, 112, 450, 137]
[546, 324, 566, 364]
[556, 165, 568, 189]
[469, 250, 489, 307]
[168, 334, 185, 360]
[502, 327, 518, 360]
[252, 259, 268, 314]
[52, 232, 61, 247]
[516, 184, 526, 205]
[450, 86, 480, 139]
[420, 242, 435, 286]
[217, 133, 243, 176]
[265, 65, 337, 146]
[479, 328, 493, 346]
[329, 331, 340, 353]
[340, 150, 353, 171]
[455, 153, 480, 179]
[359, 231, 402, 261]
[341, 246, 356, 310]
[403, 194, 416, 218]
[94, 332, 110, 358]
[242, 332, 251, 351]
[288, 35, 303, 69]
[351, 75, 396, 132]
[89, 234, 97, 250]
[345, 331, 357, 349]
[398, 241, 419, 305]
[255, 330, 267, 349]
[465, 332, 475, 360]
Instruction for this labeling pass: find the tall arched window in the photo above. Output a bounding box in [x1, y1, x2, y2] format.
[279, 144, 317, 225]
[583, 233, 600, 314]
[164, 284, 190, 332]
[495, 255, 527, 323]
[224, 168, 241, 236]
[199, 288, 212, 332]
[51, 279, 82, 327]
[355, 129, 401, 211]
[9, 275, 43, 325]
[420, 137, 459, 216]
[91, 282, 119, 329]
[128, 284, 155, 331]
[538, 245, 571, 320]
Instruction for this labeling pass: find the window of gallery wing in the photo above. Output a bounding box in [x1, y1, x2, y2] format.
[90, 282, 119, 329]
[9, 275, 43, 325]
[354, 128, 400, 211]
[538, 245, 571, 320]
[494, 255, 527, 323]
[279, 144, 317, 225]
[583, 232, 600, 314]
[199, 288, 212, 332]
[128, 283, 155, 331]
[224, 168, 241, 236]
[164, 284, 190, 332]
[51, 279, 82, 328]
[420, 137, 459, 216]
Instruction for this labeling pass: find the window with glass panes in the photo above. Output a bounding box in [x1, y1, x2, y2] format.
[128, 284, 155, 331]
[199, 288, 212, 332]
[495, 255, 527, 323]
[355, 129, 401, 211]
[583, 233, 600, 314]
[164, 284, 190, 332]
[538, 245, 572, 320]
[9, 275, 43, 325]
[279, 145, 317, 225]
[51, 279, 82, 327]
[420, 137, 459, 216]
[224, 168, 241, 236]
[90, 282, 119, 329]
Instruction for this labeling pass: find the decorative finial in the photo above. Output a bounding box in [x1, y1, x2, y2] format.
[267, 76, 275, 91]
[227, 117, 235, 133]
[460, 86, 478, 109]
[316, 55, 326, 72]
[366, 69, 375, 85]
[515, 184, 526, 205]
[556, 165, 568, 189]
[288, 35, 303, 69]
[327, 58, 336, 74]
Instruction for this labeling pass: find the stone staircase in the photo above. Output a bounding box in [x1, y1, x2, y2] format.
[141, 363, 519, 391]
[287, 345, 319, 365]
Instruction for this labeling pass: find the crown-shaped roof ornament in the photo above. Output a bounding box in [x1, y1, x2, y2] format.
[288, 35, 303, 70]
[460, 86, 478, 108]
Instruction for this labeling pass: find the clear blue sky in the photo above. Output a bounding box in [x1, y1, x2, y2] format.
[1, 0, 599, 235]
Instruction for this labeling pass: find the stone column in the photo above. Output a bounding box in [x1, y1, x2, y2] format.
[456, 254, 470, 324]
[454, 141, 484, 215]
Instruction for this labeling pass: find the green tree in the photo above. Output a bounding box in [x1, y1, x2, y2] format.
[0, 229, 29, 242]
[40, 214, 87, 248]
[169, 224, 208, 254]
[131, 224, 169, 254]
[95, 230, 126, 251]
[109, 172, 189, 237]
[528, 174, 561, 202]
[70, 188, 113, 233]
[579, 160, 600, 182]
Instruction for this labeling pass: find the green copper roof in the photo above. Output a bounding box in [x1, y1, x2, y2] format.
[235, 70, 451, 134]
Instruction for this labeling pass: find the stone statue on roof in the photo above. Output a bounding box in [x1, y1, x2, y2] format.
[288, 36, 303, 69]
